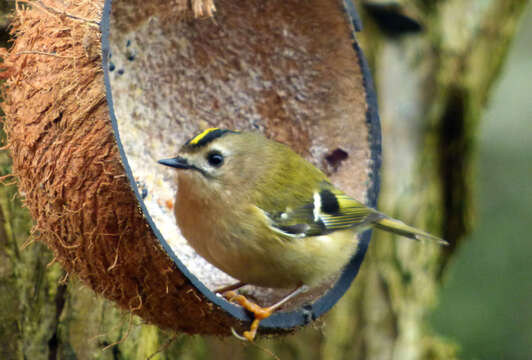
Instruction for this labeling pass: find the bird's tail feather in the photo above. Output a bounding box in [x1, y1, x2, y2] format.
[374, 217, 448, 246]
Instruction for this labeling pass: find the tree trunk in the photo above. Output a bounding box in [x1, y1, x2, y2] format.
[0, 0, 528, 359]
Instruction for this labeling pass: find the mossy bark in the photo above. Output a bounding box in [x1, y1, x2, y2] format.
[0, 0, 528, 359]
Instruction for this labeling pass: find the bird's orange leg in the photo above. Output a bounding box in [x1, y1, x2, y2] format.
[223, 284, 308, 341]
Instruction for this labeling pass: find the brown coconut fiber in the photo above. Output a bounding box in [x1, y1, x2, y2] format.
[0, 0, 239, 334]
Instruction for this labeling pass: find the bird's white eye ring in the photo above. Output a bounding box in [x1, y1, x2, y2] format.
[206, 151, 224, 167]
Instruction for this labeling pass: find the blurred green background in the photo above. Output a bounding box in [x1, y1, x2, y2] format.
[430, 4, 532, 359]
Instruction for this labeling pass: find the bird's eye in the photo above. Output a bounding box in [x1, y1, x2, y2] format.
[206, 151, 224, 167]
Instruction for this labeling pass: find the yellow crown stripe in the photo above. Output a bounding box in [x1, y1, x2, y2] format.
[189, 128, 220, 145]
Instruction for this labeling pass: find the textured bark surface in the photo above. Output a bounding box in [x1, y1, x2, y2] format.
[0, 0, 528, 359]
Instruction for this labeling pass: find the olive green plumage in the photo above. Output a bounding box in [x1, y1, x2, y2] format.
[158, 129, 446, 289]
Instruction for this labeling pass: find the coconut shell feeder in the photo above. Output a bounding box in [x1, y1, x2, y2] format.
[1, 0, 380, 336]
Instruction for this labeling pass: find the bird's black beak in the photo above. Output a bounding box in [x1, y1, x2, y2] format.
[157, 156, 191, 169]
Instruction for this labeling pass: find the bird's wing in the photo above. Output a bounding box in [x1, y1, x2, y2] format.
[261, 183, 383, 238]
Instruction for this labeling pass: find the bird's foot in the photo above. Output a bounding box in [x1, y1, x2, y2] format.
[223, 284, 308, 341]
[223, 290, 272, 341]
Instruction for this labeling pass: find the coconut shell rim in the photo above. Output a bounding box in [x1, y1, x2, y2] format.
[100, 0, 382, 329]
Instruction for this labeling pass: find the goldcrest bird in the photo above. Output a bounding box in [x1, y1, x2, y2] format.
[158, 128, 446, 341]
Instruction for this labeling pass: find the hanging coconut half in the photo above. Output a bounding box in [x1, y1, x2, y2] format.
[0, 0, 380, 336]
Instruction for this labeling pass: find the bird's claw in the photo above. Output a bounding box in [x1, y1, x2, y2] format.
[230, 327, 250, 341]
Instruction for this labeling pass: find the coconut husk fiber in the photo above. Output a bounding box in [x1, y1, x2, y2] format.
[1, 0, 238, 335]
[0, 0, 378, 336]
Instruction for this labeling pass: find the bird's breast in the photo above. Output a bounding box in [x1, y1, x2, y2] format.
[175, 177, 360, 288]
